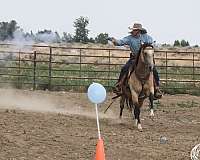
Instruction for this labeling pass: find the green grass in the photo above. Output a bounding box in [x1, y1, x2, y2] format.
[0, 61, 200, 94]
[158, 66, 200, 80]
[0, 61, 119, 91]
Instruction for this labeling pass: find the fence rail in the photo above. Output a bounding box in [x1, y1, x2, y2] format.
[0, 43, 200, 94]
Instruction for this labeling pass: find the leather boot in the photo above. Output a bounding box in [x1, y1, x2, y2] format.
[113, 75, 126, 95]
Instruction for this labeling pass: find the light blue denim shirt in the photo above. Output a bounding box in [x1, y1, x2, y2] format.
[115, 34, 153, 55]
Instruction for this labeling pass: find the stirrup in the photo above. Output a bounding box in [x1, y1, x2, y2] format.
[113, 86, 122, 95]
[154, 89, 162, 99]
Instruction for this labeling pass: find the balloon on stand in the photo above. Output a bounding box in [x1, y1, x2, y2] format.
[87, 82, 107, 160]
[87, 82, 106, 104]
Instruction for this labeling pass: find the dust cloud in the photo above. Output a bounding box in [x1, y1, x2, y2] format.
[0, 88, 117, 119]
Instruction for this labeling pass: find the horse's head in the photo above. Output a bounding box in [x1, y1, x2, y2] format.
[139, 43, 154, 71]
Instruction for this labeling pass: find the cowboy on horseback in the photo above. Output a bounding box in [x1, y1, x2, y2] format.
[109, 23, 162, 99]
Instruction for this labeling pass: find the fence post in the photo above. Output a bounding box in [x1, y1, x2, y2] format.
[108, 50, 111, 88]
[192, 52, 195, 87]
[33, 51, 36, 90]
[17, 50, 21, 88]
[79, 48, 82, 90]
[165, 51, 168, 90]
[48, 47, 52, 90]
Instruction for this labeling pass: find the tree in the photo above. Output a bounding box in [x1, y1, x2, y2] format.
[29, 30, 36, 41]
[95, 33, 109, 44]
[186, 41, 190, 46]
[62, 32, 74, 42]
[180, 39, 189, 47]
[7, 20, 19, 39]
[35, 29, 59, 43]
[0, 22, 9, 40]
[174, 40, 180, 46]
[88, 37, 95, 43]
[0, 20, 19, 40]
[55, 31, 61, 43]
[73, 16, 89, 43]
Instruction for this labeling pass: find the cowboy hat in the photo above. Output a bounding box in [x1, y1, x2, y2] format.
[128, 23, 146, 32]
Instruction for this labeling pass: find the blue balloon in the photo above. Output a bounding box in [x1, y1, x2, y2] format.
[87, 82, 106, 104]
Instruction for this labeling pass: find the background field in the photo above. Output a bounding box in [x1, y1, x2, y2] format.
[0, 43, 200, 95]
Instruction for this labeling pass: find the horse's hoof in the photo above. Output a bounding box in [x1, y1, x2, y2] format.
[150, 113, 154, 117]
[137, 124, 143, 131]
[149, 109, 154, 120]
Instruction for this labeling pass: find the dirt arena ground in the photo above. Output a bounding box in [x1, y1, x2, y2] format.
[0, 88, 199, 160]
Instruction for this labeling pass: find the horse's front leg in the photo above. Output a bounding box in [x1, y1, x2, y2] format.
[133, 104, 142, 131]
[149, 92, 154, 118]
[149, 71, 155, 118]
[129, 84, 143, 131]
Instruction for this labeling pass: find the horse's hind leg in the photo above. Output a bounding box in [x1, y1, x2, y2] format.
[128, 98, 133, 111]
[119, 96, 125, 119]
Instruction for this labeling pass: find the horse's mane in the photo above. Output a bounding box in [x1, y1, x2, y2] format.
[134, 43, 154, 67]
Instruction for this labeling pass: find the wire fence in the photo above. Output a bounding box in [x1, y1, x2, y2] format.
[0, 43, 200, 94]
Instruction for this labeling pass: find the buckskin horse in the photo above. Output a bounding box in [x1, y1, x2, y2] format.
[105, 43, 157, 131]
[128, 43, 155, 131]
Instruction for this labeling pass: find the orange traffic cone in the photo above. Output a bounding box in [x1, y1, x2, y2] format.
[95, 137, 105, 160]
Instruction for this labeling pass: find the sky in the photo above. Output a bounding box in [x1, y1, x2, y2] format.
[0, 0, 200, 45]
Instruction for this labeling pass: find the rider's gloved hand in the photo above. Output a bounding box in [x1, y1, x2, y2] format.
[107, 37, 117, 45]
